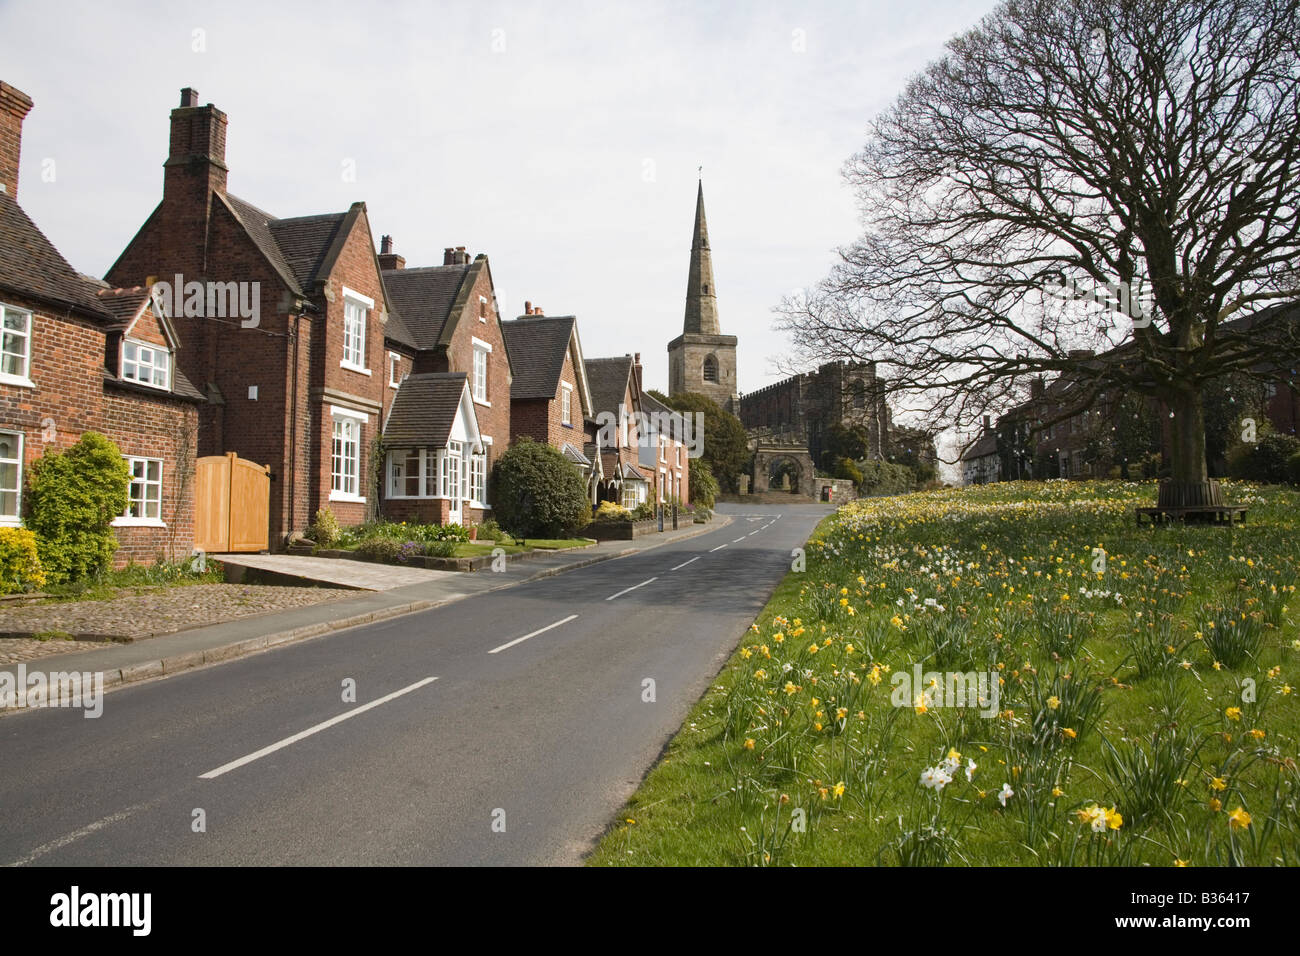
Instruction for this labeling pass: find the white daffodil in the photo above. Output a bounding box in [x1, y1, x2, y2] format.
[998, 782, 1014, 807]
[965, 758, 977, 782]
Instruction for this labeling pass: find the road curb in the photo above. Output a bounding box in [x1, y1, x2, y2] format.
[0, 515, 735, 711]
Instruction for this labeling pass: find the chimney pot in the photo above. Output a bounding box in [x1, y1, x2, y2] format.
[444, 247, 456, 266]
[524, 300, 532, 315]
[180, 87, 199, 108]
[380, 235, 393, 255]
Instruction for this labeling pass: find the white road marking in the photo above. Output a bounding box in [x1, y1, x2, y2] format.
[733, 536, 747, 543]
[488, 614, 578, 654]
[606, 577, 658, 601]
[748, 531, 761, 536]
[199, 677, 438, 779]
[710, 544, 728, 552]
[4, 803, 149, 867]
[670, 557, 700, 571]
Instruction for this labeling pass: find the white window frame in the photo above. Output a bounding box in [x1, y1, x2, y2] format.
[0, 303, 34, 388]
[121, 338, 171, 391]
[471, 337, 491, 405]
[341, 288, 372, 374]
[0, 430, 23, 526]
[470, 452, 487, 506]
[478, 295, 488, 323]
[561, 383, 572, 426]
[387, 447, 436, 499]
[329, 407, 367, 502]
[388, 351, 404, 389]
[114, 456, 165, 527]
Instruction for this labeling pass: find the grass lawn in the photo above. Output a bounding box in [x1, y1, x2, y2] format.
[588, 479, 1300, 866]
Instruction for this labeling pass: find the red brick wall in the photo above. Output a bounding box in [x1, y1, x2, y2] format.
[0, 291, 198, 567]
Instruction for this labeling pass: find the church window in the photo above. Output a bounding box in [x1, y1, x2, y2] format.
[703, 355, 719, 383]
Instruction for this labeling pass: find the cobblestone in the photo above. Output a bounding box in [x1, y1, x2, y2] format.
[0, 584, 351, 663]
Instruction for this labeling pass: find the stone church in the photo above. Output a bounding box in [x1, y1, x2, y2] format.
[665, 180, 929, 495]
[667, 181, 739, 412]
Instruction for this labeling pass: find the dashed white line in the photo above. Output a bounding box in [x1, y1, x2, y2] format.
[606, 577, 658, 601]
[748, 531, 761, 536]
[199, 677, 439, 779]
[733, 536, 747, 543]
[488, 614, 579, 654]
[670, 557, 701, 571]
[710, 544, 728, 552]
[4, 803, 150, 867]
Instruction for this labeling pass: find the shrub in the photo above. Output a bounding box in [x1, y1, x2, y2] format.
[0, 527, 46, 594]
[1226, 433, 1300, 483]
[833, 457, 864, 485]
[594, 501, 632, 523]
[631, 500, 657, 520]
[856, 459, 916, 497]
[26, 432, 130, 584]
[491, 438, 592, 538]
[478, 518, 506, 542]
[1288, 451, 1300, 486]
[310, 508, 342, 547]
[354, 538, 426, 564]
[425, 539, 458, 558]
[689, 466, 718, 509]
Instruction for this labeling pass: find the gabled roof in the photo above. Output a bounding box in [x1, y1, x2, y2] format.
[383, 372, 475, 447]
[500, 315, 579, 400]
[381, 265, 471, 351]
[0, 193, 110, 320]
[222, 193, 361, 296]
[584, 355, 636, 416]
[94, 286, 153, 329]
[960, 428, 999, 462]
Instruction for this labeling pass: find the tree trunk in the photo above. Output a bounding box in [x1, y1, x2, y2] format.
[1159, 389, 1223, 510]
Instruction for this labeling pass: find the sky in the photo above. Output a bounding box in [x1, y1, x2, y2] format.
[0, 0, 999, 411]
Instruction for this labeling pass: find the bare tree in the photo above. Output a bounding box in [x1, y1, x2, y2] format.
[779, 0, 1300, 508]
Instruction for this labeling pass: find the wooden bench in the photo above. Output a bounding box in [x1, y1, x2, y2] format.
[1135, 505, 1247, 526]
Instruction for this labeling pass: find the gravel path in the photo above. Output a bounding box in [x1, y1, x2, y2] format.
[0, 584, 352, 662]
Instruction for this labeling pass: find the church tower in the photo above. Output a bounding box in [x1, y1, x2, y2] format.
[668, 180, 738, 411]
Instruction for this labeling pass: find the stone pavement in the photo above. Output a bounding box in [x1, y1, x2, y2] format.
[0, 584, 350, 661]
[0, 514, 732, 707]
[214, 553, 457, 590]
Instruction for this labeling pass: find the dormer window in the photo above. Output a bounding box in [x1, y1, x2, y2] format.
[122, 339, 171, 390]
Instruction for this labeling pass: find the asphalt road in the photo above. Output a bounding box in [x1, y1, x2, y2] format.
[0, 501, 830, 866]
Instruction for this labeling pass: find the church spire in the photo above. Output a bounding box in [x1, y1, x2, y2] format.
[683, 178, 720, 335]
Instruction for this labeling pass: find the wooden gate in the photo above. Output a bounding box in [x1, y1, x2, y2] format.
[194, 453, 270, 553]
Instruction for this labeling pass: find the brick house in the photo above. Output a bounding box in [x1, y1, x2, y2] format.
[378, 242, 511, 526]
[106, 88, 394, 542]
[499, 306, 602, 502]
[585, 355, 650, 508]
[0, 82, 202, 566]
[638, 385, 692, 507]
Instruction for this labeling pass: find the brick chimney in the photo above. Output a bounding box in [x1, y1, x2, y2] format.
[377, 234, 405, 271]
[633, 352, 643, 392]
[523, 300, 532, 315]
[0, 81, 34, 199]
[441, 246, 471, 266]
[163, 87, 228, 206]
[1031, 376, 1045, 399]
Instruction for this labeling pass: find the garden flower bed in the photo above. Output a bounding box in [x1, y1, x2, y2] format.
[589, 479, 1299, 866]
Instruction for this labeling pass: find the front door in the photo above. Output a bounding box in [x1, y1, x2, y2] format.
[447, 442, 462, 524]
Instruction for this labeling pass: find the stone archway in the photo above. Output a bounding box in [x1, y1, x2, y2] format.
[751, 442, 816, 497]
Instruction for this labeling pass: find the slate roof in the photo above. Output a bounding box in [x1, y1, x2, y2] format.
[381, 265, 471, 351]
[268, 212, 349, 289]
[960, 428, 999, 462]
[561, 442, 591, 466]
[223, 194, 304, 294]
[383, 372, 468, 447]
[94, 286, 152, 330]
[500, 315, 575, 400]
[0, 193, 110, 319]
[584, 355, 634, 416]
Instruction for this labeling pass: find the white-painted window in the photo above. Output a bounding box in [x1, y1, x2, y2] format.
[122, 339, 171, 390]
[388, 352, 403, 388]
[123, 457, 162, 520]
[561, 383, 572, 425]
[0, 304, 32, 384]
[471, 453, 486, 504]
[0, 431, 22, 523]
[473, 343, 489, 403]
[342, 292, 370, 371]
[331, 416, 362, 499]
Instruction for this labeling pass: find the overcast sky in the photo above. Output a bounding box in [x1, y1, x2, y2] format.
[2, 0, 997, 406]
